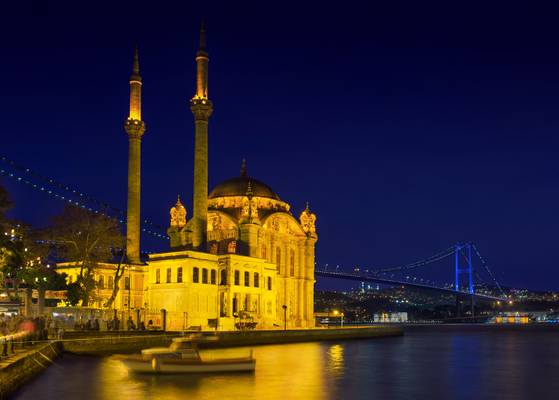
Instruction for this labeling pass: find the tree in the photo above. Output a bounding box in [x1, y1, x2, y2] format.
[0, 224, 56, 313]
[103, 247, 126, 309]
[48, 205, 124, 306]
[0, 180, 12, 230]
[0, 183, 69, 313]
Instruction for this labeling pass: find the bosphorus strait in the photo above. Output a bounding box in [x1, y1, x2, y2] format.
[13, 326, 559, 400]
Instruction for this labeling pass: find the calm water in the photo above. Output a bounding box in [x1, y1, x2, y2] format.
[13, 326, 559, 400]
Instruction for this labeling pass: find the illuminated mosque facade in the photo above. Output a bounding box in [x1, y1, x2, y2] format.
[58, 24, 317, 331]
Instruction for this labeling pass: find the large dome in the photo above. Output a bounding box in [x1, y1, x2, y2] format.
[209, 176, 281, 200]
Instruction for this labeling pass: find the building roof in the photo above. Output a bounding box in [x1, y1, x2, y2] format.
[209, 176, 281, 200]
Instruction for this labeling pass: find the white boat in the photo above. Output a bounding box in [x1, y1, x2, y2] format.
[117, 334, 256, 374]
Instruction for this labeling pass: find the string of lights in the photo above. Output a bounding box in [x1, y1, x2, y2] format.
[0, 166, 169, 241]
[0, 155, 168, 239]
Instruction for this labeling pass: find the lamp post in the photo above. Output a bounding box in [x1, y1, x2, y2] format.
[282, 304, 287, 331]
[333, 310, 339, 328]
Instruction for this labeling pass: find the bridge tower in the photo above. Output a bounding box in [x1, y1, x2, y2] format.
[454, 243, 473, 294]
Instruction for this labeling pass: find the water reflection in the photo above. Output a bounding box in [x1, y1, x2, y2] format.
[326, 344, 345, 375]
[13, 328, 559, 400]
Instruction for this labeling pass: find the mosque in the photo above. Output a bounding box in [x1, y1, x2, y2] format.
[57, 24, 318, 331]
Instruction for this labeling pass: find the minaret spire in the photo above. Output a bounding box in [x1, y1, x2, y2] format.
[189, 21, 213, 249]
[124, 45, 146, 263]
[132, 45, 140, 75]
[199, 20, 206, 52]
[194, 20, 209, 100]
[128, 46, 142, 120]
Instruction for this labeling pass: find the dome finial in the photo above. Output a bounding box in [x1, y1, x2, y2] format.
[240, 158, 247, 177]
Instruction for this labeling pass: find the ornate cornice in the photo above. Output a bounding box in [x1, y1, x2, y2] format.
[124, 119, 146, 139]
[190, 98, 213, 121]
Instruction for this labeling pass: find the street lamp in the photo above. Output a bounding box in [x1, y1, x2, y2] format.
[332, 310, 344, 328]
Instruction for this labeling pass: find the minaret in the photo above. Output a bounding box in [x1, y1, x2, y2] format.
[190, 21, 213, 249]
[124, 46, 146, 263]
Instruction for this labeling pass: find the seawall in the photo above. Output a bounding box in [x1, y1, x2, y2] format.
[61, 331, 174, 355]
[0, 341, 62, 400]
[60, 326, 403, 355]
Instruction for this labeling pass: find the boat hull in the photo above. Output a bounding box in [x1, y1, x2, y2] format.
[119, 357, 256, 374]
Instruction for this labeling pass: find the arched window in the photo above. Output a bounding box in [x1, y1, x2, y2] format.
[267, 276, 272, 290]
[254, 272, 259, 288]
[155, 269, 160, 284]
[290, 249, 295, 277]
[234, 270, 240, 285]
[261, 245, 267, 259]
[166, 268, 172, 283]
[193, 267, 199, 283]
[276, 248, 281, 267]
[244, 271, 250, 287]
[98, 275, 104, 289]
[220, 269, 227, 285]
[177, 267, 183, 283]
[124, 276, 130, 290]
[202, 268, 208, 284]
[108, 276, 113, 289]
[210, 269, 216, 285]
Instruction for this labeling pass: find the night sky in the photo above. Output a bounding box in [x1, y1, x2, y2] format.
[3, 2, 559, 290]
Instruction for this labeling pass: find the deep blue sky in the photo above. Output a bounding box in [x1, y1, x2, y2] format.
[3, 2, 559, 290]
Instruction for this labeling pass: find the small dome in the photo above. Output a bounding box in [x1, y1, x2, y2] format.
[209, 176, 280, 200]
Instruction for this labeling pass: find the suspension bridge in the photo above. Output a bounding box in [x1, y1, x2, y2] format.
[1, 155, 509, 302]
[316, 243, 507, 301]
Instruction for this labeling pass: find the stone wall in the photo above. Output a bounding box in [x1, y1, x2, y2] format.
[62, 326, 403, 354]
[0, 342, 62, 400]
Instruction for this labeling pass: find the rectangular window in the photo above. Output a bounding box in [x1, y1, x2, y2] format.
[234, 270, 240, 285]
[166, 268, 172, 283]
[177, 267, 183, 283]
[210, 269, 216, 285]
[98, 276, 104, 289]
[220, 270, 227, 285]
[125, 276, 130, 290]
[202, 268, 208, 284]
[254, 272, 259, 288]
[193, 267, 199, 283]
[244, 271, 250, 287]
[267, 276, 272, 290]
[108, 276, 113, 289]
[156, 269, 160, 284]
